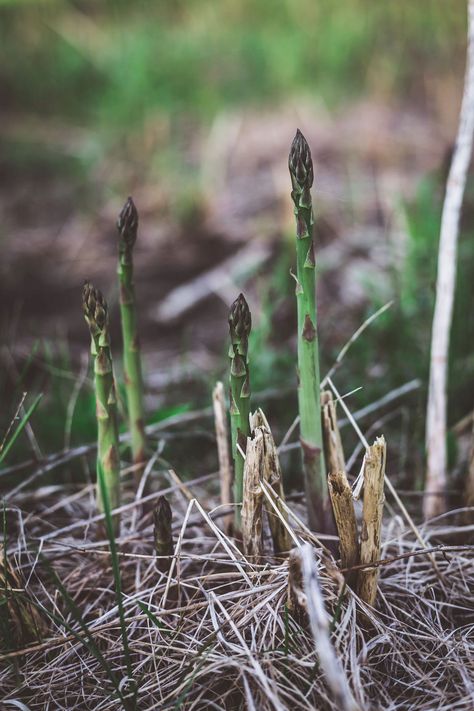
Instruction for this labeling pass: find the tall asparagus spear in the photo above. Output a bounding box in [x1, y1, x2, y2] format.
[83, 281, 121, 532]
[229, 293, 252, 531]
[289, 129, 327, 530]
[117, 197, 147, 469]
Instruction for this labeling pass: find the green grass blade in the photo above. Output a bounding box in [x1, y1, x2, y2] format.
[136, 600, 172, 635]
[0, 393, 43, 464]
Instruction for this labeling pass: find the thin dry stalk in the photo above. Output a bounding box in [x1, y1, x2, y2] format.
[357, 436, 386, 608]
[213, 381, 233, 533]
[167, 468, 194, 503]
[425, 0, 474, 519]
[241, 428, 265, 563]
[299, 544, 361, 711]
[251, 409, 291, 555]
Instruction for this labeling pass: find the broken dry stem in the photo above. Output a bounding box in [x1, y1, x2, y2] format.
[251, 409, 291, 555]
[357, 436, 386, 608]
[213, 381, 233, 534]
[328, 472, 359, 582]
[322, 391, 358, 580]
[241, 428, 265, 564]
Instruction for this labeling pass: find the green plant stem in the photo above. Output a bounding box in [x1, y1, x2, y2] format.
[289, 129, 327, 530]
[83, 282, 121, 534]
[117, 197, 147, 470]
[229, 293, 252, 531]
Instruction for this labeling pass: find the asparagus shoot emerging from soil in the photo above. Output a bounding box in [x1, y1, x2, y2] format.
[289, 129, 327, 530]
[229, 293, 252, 531]
[153, 496, 174, 573]
[82, 281, 121, 532]
[117, 197, 147, 470]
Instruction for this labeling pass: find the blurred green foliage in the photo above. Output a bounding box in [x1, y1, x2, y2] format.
[0, 0, 467, 133]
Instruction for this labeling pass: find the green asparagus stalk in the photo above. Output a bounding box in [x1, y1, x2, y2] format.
[82, 281, 121, 533]
[289, 129, 327, 530]
[117, 197, 147, 470]
[153, 495, 174, 573]
[228, 293, 252, 531]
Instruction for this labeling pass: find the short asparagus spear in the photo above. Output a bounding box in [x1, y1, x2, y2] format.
[229, 293, 252, 531]
[83, 281, 121, 532]
[153, 496, 174, 573]
[289, 129, 327, 530]
[117, 197, 147, 469]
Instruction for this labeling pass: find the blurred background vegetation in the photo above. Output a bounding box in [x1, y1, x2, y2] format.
[1, 0, 473, 496]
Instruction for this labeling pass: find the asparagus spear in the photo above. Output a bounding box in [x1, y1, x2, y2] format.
[117, 197, 147, 469]
[82, 281, 121, 532]
[228, 293, 252, 531]
[153, 495, 174, 573]
[289, 129, 327, 530]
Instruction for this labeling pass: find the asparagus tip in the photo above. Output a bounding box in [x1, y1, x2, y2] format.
[289, 129, 313, 189]
[153, 495, 173, 544]
[154, 494, 172, 520]
[82, 280, 107, 332]
[117, 196, 139, 249]
[229, 293, 252, 342]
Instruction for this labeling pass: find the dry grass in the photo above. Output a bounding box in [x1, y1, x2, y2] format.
[1, 456, 473, 710]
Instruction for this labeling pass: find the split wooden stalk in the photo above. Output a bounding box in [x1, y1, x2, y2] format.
[357, 436, 386, 608]
[251, 409, 291, 556]
[241, 427, 265, 563]
[242, 413, 292, 562]
[212, 381, 233, 534]
[321, 391, 359, 580]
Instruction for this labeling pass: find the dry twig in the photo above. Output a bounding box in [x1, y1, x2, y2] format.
[425, 0, 474, 519]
